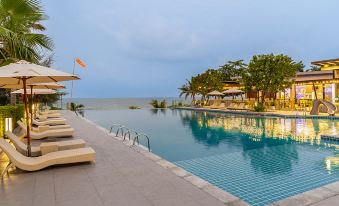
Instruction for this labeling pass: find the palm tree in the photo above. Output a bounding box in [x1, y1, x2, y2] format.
[179, 79, 198, 105]
[70, 102, 84, 115]
[0, 0, 53, 65]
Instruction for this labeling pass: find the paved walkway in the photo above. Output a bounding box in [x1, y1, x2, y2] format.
[0, 111, 228, 206]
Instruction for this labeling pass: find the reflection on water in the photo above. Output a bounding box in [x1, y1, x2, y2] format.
[178, 110, 339, 148]
[176, 110, 339, 174]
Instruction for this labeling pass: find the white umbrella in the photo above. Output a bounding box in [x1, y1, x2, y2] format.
[223, 88, 245, 100]
[3, 82, 65, 129]
[0, 82, 65, 89]
[0, 60, 78, 156]
[207, 90, 224, 96]
[223, 88, 244, 94]
[0, 60, 79, 85]
[12, 89, 56, 94]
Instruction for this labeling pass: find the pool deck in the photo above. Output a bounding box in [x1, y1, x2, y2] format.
[0, 110, 247, 206]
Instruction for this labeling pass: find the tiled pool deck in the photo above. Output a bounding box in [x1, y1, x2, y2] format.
[1, 110, 339, 205]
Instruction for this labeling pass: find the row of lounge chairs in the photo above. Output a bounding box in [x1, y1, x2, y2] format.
[0, 109, 96, 177]
[205, 101, 250, 111]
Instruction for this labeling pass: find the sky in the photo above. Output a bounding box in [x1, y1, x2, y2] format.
[41, 0, 339, 98]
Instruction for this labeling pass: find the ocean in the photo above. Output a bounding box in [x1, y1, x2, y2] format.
[61, 97, 191, 110]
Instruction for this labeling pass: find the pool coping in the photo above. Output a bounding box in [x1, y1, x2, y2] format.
[79, 113, 339, 206]
[176, 107, 339, 120]
[78, 115, 250, 206]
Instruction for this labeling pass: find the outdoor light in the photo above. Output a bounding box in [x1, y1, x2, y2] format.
[5, 117, 12, 132]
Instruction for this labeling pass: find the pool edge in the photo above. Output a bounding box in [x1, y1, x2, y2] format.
[270, 182, 339, 206]
[176, 107, 339, 120]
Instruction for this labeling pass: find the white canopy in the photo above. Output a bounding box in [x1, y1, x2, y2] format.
[0, 60, 79, 85]
[12, 89, 56, 95]
[223, 88, 245, 94]
[207, 90, 224, 96]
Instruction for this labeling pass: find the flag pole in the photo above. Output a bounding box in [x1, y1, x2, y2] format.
[70, 58, 76, 102]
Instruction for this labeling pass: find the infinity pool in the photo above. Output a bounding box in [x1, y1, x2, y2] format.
[84, 109, 339, 206]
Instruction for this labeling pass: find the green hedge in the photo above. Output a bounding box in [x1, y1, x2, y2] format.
[0, 104, 24, 138]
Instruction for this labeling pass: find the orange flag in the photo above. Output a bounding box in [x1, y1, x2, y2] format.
[75, 58, 86, 68]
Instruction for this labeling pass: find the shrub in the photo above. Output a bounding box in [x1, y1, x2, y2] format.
[254, 103, 265, 112]
[149, 99, 167, 108]
[70, 102, 84, 115]
[0, 104, 25, 138]
[129, 105, 141, 109]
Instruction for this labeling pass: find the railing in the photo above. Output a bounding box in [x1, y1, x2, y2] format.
[109, 124, 151, 152]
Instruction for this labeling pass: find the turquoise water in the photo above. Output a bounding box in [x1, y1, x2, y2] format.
[84, 108, 339, 206]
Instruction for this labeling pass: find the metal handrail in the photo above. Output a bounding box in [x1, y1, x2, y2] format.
[133, 133, 151, 152]
[109, 124, 151, 151]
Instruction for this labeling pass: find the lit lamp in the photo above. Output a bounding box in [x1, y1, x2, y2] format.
[5, 117, 12, 132]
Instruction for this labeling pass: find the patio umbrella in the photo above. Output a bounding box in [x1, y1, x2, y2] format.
[12, 89, 57, 118]
[0, 60, 79, 156]
[207, 90, 224, 99]
[0, 82, 65, 89]
[3, 82, 65, 129]
[12, 88, 57, 94]
[223, 88, 245, 100]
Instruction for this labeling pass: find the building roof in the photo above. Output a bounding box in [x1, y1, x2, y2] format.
[311, 58, 339, 67]
[295, 70, 334, 82]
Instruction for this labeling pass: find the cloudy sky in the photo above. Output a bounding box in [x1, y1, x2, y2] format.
[42, 0, 339, 98]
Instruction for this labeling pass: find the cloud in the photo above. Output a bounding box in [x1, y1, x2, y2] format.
[43, 0, 339, 97]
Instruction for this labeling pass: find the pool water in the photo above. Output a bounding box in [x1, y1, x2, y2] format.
[84, 109, 339, 206]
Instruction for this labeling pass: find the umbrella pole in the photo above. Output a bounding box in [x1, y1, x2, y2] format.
[23, 78, 31, 157]
[30, 85, 33, 128]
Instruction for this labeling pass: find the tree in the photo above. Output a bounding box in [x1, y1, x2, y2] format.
[179, 78, 199, 104]
[306, 65, 321, 72]
[70, 102, 84, 116]
[219, 60, 246, 81]
[0, 0, 53, 65]
[242, 54, 304, 104]
[193, 69, 224, 100]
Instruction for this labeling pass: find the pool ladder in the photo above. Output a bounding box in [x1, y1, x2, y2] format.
[109, 124, 151, 152]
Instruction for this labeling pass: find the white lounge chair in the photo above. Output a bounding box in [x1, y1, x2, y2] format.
[6, 131, 86, 157]
[31, 116, 67, 126]
[18, 120, 74, 139]
[0, 139, 95, 176]
[32, 124, 71, 132]
[37, 112, 61, 118]
[40, 109, 59, 114]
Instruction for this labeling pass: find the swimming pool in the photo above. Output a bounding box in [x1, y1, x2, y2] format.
[84, 109, 339, 206]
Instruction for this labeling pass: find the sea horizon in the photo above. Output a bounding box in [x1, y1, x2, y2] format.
[61, 97, 192, 110]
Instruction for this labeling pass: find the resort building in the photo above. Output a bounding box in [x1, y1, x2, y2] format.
[225, 58, 339, 111]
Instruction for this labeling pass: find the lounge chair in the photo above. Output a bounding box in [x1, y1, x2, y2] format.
[236, 103, 249, 111]
[213, 102, 225, 109]
[40, 109, 59, 114]
[18, 120, 74, 139]
[32, 124, 71, 132]
[37, 112, 61, 118]
[0, 139, 95, 176]
[6, 131, 86, 157]
[227, 103, 238, 110]
[228, 103, 249, 111]
[30, 114, 67, 126]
